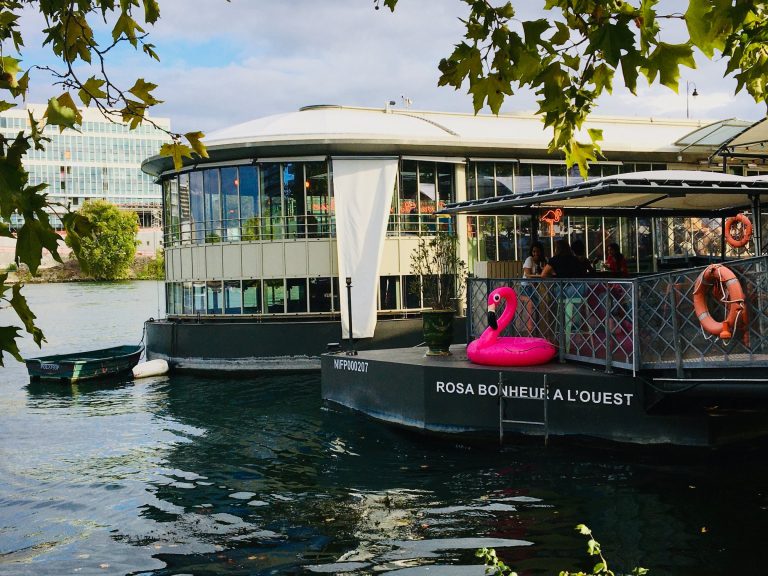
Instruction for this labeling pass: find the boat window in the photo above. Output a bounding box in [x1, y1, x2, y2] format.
[332, 277, 340, 312]
[466, 161, 477, 200]
[379, 276, 401, 310]
[242, 280, 262, 314]
[479, 216, 497, 261]
[261, 163, 282, 240]
[192, 282, 206, 314]
[182, 282, 193, 315]
[477, 162, 495, 199]
[206, 281, 222, 314]
[286, 278, 307, 313]
[437, 163, 455, 206]
[532, 164, 549, 190]
[284, 163, 305, 239]
[400, 159, 418, 233]
[179, 173, 191, 245]
[221, 167, 240, 242]
[189, 171, 205, 244]
[403, 275, 421, 309]
[495, 163, 515, 195]
[239, 166, 259, 241]
[305, 161, 330, 238]
[224, 280, 242, 314]
[264, 279, 285, 313]
[515, 164, 532, 194]
[204, 169, 222, 243]
[551, 164, 567, 189]
[309, 277, 333, 312]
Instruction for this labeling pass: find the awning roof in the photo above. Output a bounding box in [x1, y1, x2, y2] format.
[439, 170, 768, 217]
[714, 117, 768, 160]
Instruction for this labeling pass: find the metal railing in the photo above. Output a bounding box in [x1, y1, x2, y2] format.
[467, 256, 768, 374]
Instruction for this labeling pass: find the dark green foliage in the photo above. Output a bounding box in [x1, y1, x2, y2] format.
[67, 200, 139, 280]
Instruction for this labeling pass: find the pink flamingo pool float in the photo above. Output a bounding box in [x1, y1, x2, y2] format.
[467, 286, 557, 367]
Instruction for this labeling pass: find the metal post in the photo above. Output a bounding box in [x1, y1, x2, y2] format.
[346, 277, 357, 356]
[603, 285, 613, 374]
[751, 195, 763, 257]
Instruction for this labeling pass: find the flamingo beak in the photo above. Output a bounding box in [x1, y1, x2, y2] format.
[487, 303, 498, 330]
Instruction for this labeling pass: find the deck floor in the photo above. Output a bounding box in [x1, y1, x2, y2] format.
[346, 344, 612, 377]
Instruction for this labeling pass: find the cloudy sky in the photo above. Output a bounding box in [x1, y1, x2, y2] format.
[18, 0, 768, 135]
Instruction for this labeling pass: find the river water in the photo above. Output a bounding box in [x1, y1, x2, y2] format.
[1, 282, 767, 575]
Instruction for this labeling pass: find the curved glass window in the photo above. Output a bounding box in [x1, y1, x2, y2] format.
[204, 170, 221, 243]
[189, 171, 204, 244]
[305, 162, 330, 238]
[239, 166, 259, 241]
[261, 164, 282, 240]
[221, 167, 239, 242]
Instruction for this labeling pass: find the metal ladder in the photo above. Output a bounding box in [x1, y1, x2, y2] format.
[498, 372, 549, 446]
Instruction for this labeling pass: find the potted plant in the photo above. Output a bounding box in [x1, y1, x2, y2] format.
[410, 230, 467, 355]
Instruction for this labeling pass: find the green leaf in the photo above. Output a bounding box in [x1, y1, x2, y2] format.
[142, 42, 160, 61]
[160, 141, 194, 171]
[0, 56, 21, 89]
[184, 131, 208, 159]
[78, 76, 107, 107]
[10, 283, 44, 346]
[576, 524, 591, 535]
[128, 78, 162, 106]
[44, 94, 82, 132]
[143, 0, 160, 23]
[0, 100, 15, 114]
[593, 562, 606, 573]
[0, 325, 23, 365]
[112, 11, 145, 46]
[16, 218, 63, 274]
[588, 21, 635, 68]
[641, 42, 696, 90]
[686, 0, 731, 57]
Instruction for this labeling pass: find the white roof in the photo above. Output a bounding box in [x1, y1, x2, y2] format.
[206, 104, 711, 154]
[143, 104, 744, 176]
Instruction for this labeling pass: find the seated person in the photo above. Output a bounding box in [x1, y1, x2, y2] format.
[604, 242, 629, 276]
[571, 239, 596, 275]
[523, 241, 547, 278]
[541, 239, 590, 279]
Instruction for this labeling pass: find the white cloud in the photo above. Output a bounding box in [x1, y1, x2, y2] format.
[13, 0, 768, 135]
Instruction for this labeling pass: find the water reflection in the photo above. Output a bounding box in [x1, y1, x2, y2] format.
[2, 281, 768, 575]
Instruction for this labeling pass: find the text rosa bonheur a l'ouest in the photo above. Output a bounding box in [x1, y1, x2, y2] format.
[435, 380, 633, 406]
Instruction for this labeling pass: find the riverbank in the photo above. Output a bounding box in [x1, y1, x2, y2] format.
[3, 254, 163, 283]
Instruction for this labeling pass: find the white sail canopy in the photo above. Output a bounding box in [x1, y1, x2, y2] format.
[332, 157, 398, 338]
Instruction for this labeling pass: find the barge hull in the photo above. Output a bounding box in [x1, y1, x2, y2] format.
[145, 317, 465, 372]
[321, 346, 768, 447]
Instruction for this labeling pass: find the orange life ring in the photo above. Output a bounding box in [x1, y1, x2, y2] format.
[692, 264, 745, 340]
[724, 213, 752, 248]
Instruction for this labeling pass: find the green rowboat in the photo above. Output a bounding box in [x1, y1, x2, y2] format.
[25, 344, 144, 383]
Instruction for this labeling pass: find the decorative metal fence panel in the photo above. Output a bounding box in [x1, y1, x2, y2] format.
[467, 277, 636, 372]
[635, 256, 768, 371]
[467, 256, 768, 374]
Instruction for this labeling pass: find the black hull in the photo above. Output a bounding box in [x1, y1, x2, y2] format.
[145, 316, 466, 373]
[321, 345, 768, 447]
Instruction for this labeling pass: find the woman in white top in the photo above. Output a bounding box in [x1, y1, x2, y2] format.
[523, 241, 546, 278]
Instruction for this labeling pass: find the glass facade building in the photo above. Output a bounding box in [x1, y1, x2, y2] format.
[0, 103, 171, 227]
